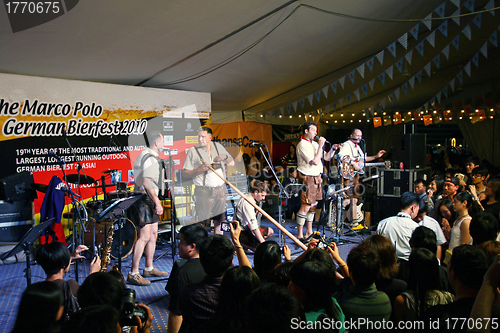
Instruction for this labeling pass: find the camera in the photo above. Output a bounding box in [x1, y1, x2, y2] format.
[121, 289, 147, 327]
[221, 222, 238, 232]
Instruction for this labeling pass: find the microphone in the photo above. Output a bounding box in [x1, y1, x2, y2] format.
[251, 141, 265, 147]
[59, 186, 82, 199]
[49, 151, 65, 164]
[62, 127, 67, 137]
[314, 136, 330, 143]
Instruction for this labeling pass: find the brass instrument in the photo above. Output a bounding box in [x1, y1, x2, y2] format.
[100, 225, 114, 272]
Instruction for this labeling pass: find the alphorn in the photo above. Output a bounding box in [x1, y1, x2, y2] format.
[202, 159, 307, 251]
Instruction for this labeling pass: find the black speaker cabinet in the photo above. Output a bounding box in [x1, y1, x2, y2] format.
[392, 134, 426, 169]
[0, 200, 33, 242]
[374, 196, 401, 224]
[377, 168, 431, 197]
[0, 171, 36, 202]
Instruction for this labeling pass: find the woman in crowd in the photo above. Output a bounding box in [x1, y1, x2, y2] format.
[435, 198, 456, 228]
[280, 143, 297, 170]
[428, 176, 444, 203]
[442, 191, 476, 252]
[473, 177, 500, 220]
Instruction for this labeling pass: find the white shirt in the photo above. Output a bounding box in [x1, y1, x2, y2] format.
[235, 193, 259, 231]
[133, 147, 160, 193]
[449, 216, 472, 252]
[183, 142, 229, 187]
[418, 215, 447, 246]
[338, 139, 366, 162]
[377, 212, 419, 261]
[296, 138, 322, 176]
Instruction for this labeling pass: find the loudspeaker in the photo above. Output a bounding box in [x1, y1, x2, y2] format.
[392, 134, 426, 169]
[374, 196, 401, 225]
[0, 171, 36, 202]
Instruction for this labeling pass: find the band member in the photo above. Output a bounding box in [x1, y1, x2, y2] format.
[296, 121, 339, 240]
[338, 128, 386, 225]
[235, 179, 274, 249]
[128, 131, 168, 286]
[183, 126, 234, 234]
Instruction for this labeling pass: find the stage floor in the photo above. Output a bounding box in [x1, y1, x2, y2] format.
[0, 218, 369, 333]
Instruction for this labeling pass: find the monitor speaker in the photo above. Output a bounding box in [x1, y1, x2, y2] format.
[392, 134, 426, 169]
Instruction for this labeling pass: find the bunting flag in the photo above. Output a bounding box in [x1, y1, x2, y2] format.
[285, 104, 291, 114]
[435, 2, 446, 17]
[464, 0, 475, 13]
[398, 33, 408, 49]
[442, 44, 450, 59]
[408, 76, 416, 89]
[490, 30, 498, 47]
[292, 101, 298, 111]
[386, 65, 394, 80]
[452, 8, 461, 26]
[433, 54, 440, 69]
[394, 113, 402, 125]
[436, 91, 442, 104]
[331, 82, 338, 94]
[348, 70, 356, 84]
[463, 25, 472, 40]
[472, 52, 480, 67]
[450, 0, 460, 8]
[376, 50, 384, 65]
[405, 50, 413, 65]
[346, 94, 352, 106]
[299, 98, 305, 109]
[480, 42, 488, 58]
[387, 42, 397, 57]
[369, 78, 376, 91]
[414, 110, 422, 121]
[464, 62, 472, 76]
[443, 86, 448, 98]
[383, 115, 392, 126]
[424, 62, 432, 77]
[378, 72, 386, 85]
[322, 86, 329, 98]
[416, 41, 425, 56]
[395, 58, 404, 72]
[410, 23, 419, 40]
[430, 97, 436, 109]
[332, 101, 337, 112]
[423, 114, 433, 126]
[485, 0, 495, 15]
[373, 117, 382, 128]
[361, 84, 368, 97]
[452, 35, 460, 50]
[388, 92, 394, 105]
[339, 76, 345, 89]
[307, 94, 314, 105]
[394, 88, 401, 100]
[404, 112, 412, 122]
[357, 63, 365, 78]
[354, 89, 361, 102]
[438, 20, 449, 37]
[401, 82, 408, 95]
[279, 107, 284, 117]
[314, 90, 322, 103]
[473, 13, 482, 29]
[339, 97, 344, 109]
[366, 57, 375, 72]
[416, 70, 423, 83]
[450, 78, 456, 92]
[423, 14, 432, 30]
[426, 31, 436, 47]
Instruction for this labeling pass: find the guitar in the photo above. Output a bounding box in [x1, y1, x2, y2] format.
[341, 155, 390, 179]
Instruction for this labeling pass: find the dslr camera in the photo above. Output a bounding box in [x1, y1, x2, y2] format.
[121, 288, 147, 326]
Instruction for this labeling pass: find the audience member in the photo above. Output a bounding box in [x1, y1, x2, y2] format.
[166, 224, 208, 333]
[465, 156, 482, 185]
[469, 211, 499, 246]
[414, 178, 434, 212]
[282, 167, 301, 220]
[376, 192, 420, 262]
[478, 240, 500, 264]
[469, 166, 489, 201]
[477, 178, 500, 220]
[441, 176, 461, 201]
[435, 198, 456, 228]
[11, 281, 64, 333]
[60, 305, 120, 333]
[414, 203, 447, 261]
[442, 191, 476, 252]
[271, 261, 294, 288]
[179, 234, 234, 333]
[428, 176, 444, 204]
[253, 240, 282, 283]
[280, 143, 298, 170]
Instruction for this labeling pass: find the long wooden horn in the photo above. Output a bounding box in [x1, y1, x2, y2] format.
[203, 160, 307, 250]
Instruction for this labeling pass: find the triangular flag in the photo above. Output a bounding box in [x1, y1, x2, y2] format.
[285, 105, 291, 114]
[395, 57, 404, 72]
[388, 92, 394, 105]
[450, 0, 460, 8]
[339, 76, 345, 89]
[357, 63, 365, 78]
[292, 101, 298, 111]
[366, 57, 375, 72]
[480, 42, 488, 58]
[416, 41, 425, 56]
[424, 62, 432, 77]
[299, 98, 305, 109]
[369, 78, 376, 91]
[394, 88, 401, 100]
[410, 23, 419, 40]
[401, 82, 408, 95]
[387, 42, 397, 57]
[408, 76, 416, 89]
[314, 90, 322, 103]
[376, 50, 384, 65]
[472, 52, 480, 67]
[452, 8, 461, 26]
[354, 89, 360, 102]
[464, 0, 475, 13]
[330, 81, 337, 94]
[322, 86, 329, 98]
[473, 13, 482, 29]
[462, 25, 472, 40]
[450, 78, 456, 92]
[426, 31, 436, 47]
[398, 33, 408, 49]
[452, 35, 460, 50]
[279, 107, 284, 116]
[435, 2, 446, 17]
[405, 50, 413, 65]
[457, 70, 463, 84]
[485, 0, 495, 16]
[438, 20, 449, 37]
[464, 62, 472, 76]
[361, 84, 368, 97]
[489, 30, 498, 47]
[416, 70, 423, 83]
[307, 94, 314, 106]
[442, 44, 450, 59]
[422, 14, 432, 30]
[378, 72, 386, 85]
[436, 91, 442, 104]
[433, 54, 440, 69]
[386, 65, 394, 80]
[339, 97, 344, 109]
[348, 70, 356, 84]
[443, 86, 448, 98]
[332, 102, 337, 112]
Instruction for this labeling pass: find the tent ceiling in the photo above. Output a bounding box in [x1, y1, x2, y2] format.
[0, 0, 499, 125]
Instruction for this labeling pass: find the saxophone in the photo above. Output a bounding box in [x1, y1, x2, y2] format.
[100, 224, 114, 272]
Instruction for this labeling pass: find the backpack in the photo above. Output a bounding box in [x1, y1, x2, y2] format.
[62, 280, 80, 321]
